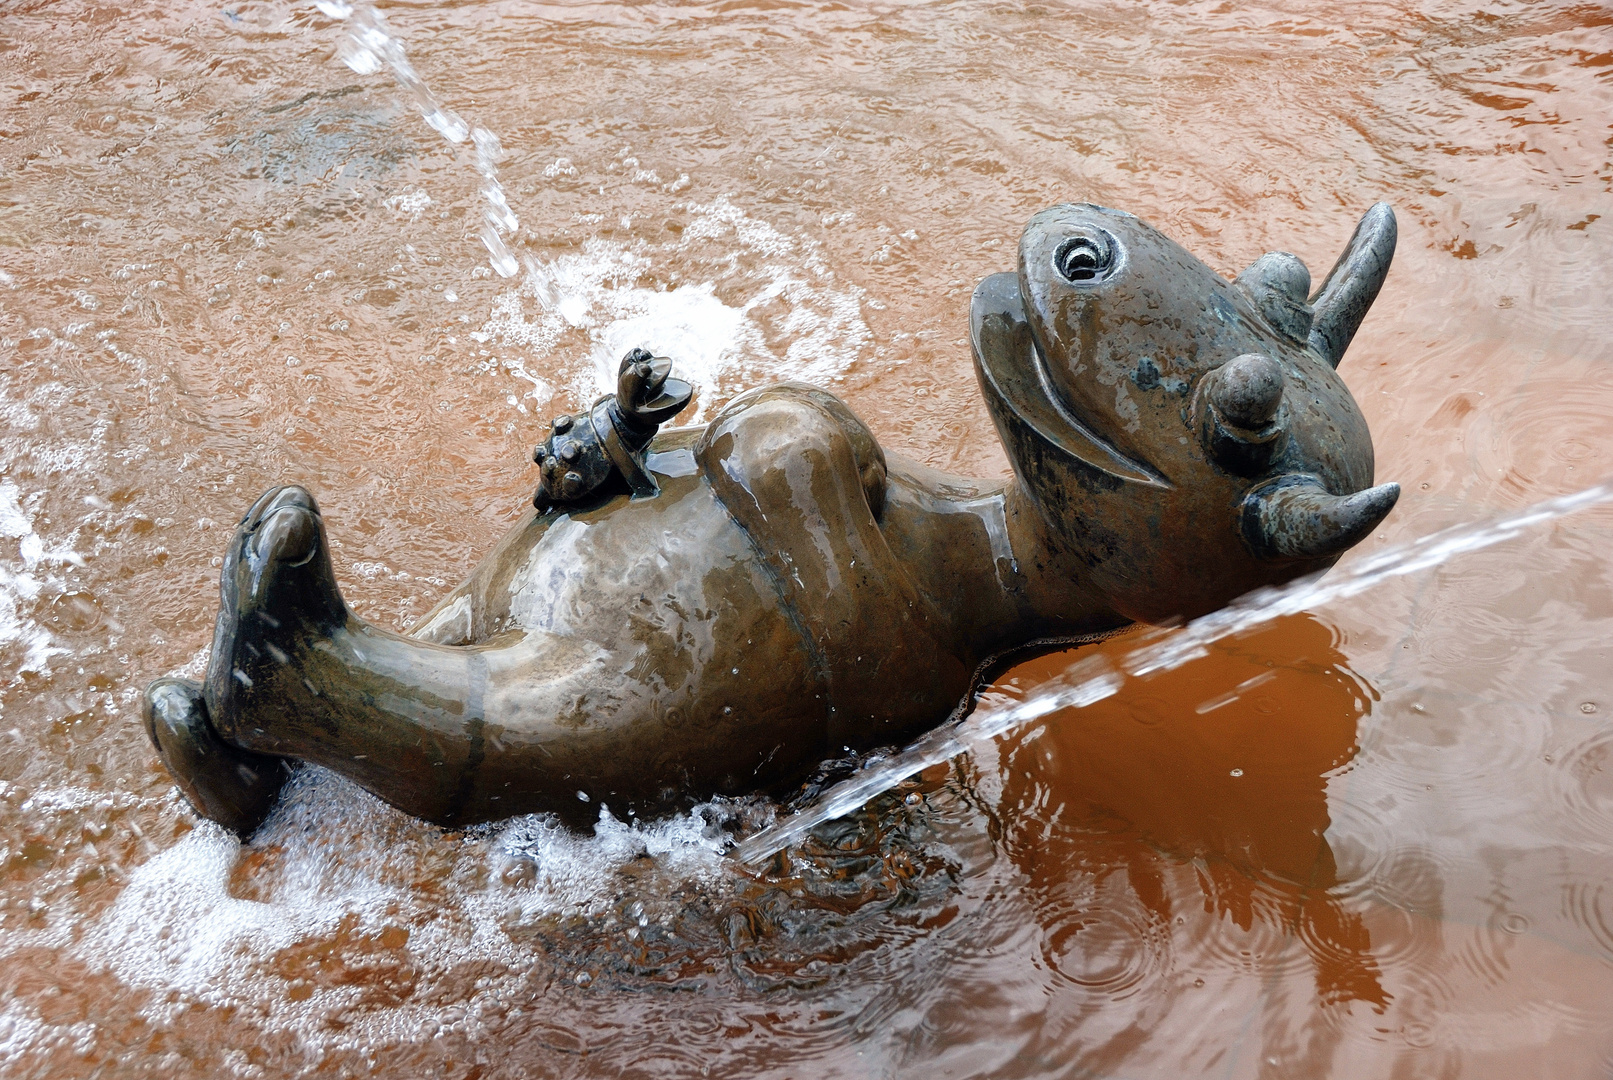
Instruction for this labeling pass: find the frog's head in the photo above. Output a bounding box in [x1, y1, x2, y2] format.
[972, 202, 1399, 622]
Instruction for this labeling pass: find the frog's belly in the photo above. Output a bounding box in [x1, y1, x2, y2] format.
[413, 474, 832, 811]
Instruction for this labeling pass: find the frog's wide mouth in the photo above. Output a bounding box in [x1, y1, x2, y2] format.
[969, 272, 1169, 489]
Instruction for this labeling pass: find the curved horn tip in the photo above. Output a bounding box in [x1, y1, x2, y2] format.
[1346, 481, 1401, 534]
[1309, 204, 1399, 369]
[1361, 201, 1396, 226]
[1244, 480, 1400, 561]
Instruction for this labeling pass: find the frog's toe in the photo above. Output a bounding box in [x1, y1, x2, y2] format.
[206, 485, 346, 745]
[144, 677, 292, 839]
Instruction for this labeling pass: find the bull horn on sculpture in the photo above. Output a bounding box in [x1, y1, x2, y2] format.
[1308, 201, 1398, 368]
[143, 201, 1402, 839]
[1242, 476, 1402, 561]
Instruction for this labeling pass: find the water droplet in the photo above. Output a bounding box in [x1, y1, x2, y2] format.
[904, 792, 921, 806]
[1229, 768, 1243, 778]
[1403, 1021, 1435, 1049]
[337, 37, 382, 75]
[1581, 702, 1598, 714]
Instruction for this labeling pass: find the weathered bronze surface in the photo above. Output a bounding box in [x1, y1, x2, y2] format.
[143, 202, 1401, 836]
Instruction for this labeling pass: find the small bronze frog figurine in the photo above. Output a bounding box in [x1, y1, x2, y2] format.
[533, 347, 693, 509]
[144, 202, 1401, 837]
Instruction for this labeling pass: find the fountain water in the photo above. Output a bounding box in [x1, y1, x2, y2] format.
[5, 0, 1612, 1073]
[315, 1, 521, 278]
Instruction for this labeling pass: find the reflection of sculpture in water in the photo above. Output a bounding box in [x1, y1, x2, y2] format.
[142, 202, 1402, 837]
[993, 614, 1388, 1024]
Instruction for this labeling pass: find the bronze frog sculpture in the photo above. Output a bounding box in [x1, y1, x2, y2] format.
[143, 202, 1401, 837]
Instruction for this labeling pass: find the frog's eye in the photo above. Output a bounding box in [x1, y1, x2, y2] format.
[1055, 230, 1117, 284]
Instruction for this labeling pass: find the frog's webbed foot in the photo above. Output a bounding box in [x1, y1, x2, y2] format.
[143, 677, 291, 838]
[202, 485, 348, 748]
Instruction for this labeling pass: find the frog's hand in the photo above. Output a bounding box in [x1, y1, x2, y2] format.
[696, 384, 964, 748]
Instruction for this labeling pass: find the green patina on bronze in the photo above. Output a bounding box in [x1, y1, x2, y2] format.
[143, 202, 1402, 838]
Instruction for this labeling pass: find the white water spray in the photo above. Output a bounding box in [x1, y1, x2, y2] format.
[731, 481, 1613, 865]
[315, 1, 520, 276]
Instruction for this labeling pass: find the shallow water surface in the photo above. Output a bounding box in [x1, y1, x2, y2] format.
[1, 0, 1612, 1075]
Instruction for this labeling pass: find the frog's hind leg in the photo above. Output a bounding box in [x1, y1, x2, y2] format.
[143, 677, 292, 838]
[156, 482, 664, 831]
[175, 483, 573, 828]
[141, 483, 343, 836]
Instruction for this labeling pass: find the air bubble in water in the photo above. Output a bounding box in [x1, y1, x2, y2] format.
[499, 856, 537, 887]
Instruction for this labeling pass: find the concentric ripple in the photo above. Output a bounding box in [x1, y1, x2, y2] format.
[1037, 875, 1171, 998]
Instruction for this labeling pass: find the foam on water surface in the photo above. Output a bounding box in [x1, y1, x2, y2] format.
[307, 0, 875, 423]
[478, 197, 872, 421]
[61, 764, 755, 1052]
[0, 480, 72, 680]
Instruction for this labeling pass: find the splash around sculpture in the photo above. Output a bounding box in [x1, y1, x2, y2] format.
[142, 201, 1401, 838]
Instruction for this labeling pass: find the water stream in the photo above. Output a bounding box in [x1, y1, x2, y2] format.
[734, 481, 1613, 864]
[315, 0, 522, 278]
